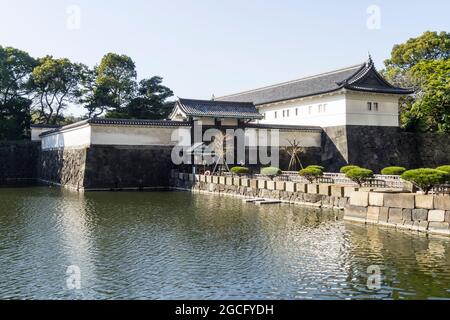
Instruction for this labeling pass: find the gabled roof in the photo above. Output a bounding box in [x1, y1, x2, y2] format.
[216, 57, 414, 105]
[174, 98, 263, 120]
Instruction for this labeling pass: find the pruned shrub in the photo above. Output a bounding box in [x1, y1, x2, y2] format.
[299, 167, 324, 183]
[381, 166, 407, 176]
[436, 165, 450, 174]
[306, 165, 325, 172]
[260, 167, 282, 178]
[230, 166, 250, 175]
[346, 168, 374, 186]
[340, 165, 360, 174]
[401, 169, 449, 194]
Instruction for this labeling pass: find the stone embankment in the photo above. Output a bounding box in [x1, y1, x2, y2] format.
[172, 171, 450, 237]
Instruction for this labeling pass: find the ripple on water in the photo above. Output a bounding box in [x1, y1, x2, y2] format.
[0, 188, 450, 300]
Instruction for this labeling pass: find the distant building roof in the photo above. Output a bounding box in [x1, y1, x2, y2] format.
[174, 98, 263, 120]
[216, 57, 414, 105]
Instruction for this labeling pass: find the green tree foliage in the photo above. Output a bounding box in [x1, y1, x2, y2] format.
[299, 167, 323, 183]
[381, 166, 407, 175]
[260, 167, 282, 178]
[230, 166, 250, 175]
[401, 168, 449, 194]
[107, 77, 174, 119]
[384, 31, 450, 132]
[30, 56, 87, 124]
[436, 165, 450, 174]
[340, 165, 360, 174]
[345, 168, 374, 186]
[0, 46, 37, 139]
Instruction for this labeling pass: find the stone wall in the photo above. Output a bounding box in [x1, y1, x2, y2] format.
[39, 148, 87, 189]
[171, 171, 352, 210]
[345, 191, 450, 236]
[0, 141, 40, 185]
[83, 145, 175, 190]
[322, 125, 450, 173]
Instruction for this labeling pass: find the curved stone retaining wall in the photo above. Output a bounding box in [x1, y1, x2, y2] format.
[345, 191, 450, 236]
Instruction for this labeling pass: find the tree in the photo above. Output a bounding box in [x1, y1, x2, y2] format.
[30, 56, 86, 125]
[0, 46, 36, 139]
[383, 31, 450, 132]
[105, 76, 174, 119]
[96, 53, 137, 115]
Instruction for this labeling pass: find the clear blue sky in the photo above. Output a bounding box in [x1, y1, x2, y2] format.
[1, 0, 449, 116]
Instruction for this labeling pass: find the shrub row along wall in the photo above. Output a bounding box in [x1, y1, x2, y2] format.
[345, 191, 450, 236]
[0, 141, 40, 185]
[171, 171, 352, 209]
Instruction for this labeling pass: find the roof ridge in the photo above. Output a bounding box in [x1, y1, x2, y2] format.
[179, 97, 254, 105]
[217, 63, 364, 99]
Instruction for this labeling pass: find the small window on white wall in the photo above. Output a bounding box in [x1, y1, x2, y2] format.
[374, 102, 379, 111]
[323, 104, 327, 113]
[367, 102, 372, 111]
[318, 104, 322, 113]
[295, 108, 298, 116]
[274, 111, 277, 119]
[282, 110, 285, 118]
[286, 109, 290, 117]
[308, 106, 312, 114]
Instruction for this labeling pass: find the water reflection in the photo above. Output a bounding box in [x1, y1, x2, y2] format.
[0, 188, 449, 300]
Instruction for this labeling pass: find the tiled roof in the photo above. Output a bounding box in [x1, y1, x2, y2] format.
[176, 98, 263, 119]
[39, 118, 190, 137]
[217, 57, 414, 105]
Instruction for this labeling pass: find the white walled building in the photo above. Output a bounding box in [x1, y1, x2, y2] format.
[215, 57, 413, 128]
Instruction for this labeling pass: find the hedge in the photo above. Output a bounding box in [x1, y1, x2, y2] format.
[306, 165, 325, 172]
[230, 166, 250, 175]
[436, 165, 450, 174]
[299, 167, 324, 183]
[340, 165, 360, 174]
[260, 167, 282, 177]
[381, 166, 407, 176]
[401, 169, 449, 194]
[346, 168, 374, 186]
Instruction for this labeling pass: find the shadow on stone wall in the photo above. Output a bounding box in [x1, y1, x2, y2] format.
[0, 141, 40, 186]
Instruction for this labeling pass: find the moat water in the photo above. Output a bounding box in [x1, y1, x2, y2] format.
[0, 187, 450, 300]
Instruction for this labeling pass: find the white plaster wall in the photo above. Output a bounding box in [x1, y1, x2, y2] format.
[41, 125, 91, 150]
[256, 93, 347, 127]
[244, 128, 321, 148]
[221, 118, 239, 127]
[345, 92, 400, 127]
[31, 127, 55, 141]
[90, 125, 180, 146]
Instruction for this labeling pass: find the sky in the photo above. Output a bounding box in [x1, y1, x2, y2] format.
[0, 0, 449, 116]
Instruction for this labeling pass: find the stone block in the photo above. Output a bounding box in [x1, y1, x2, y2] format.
[415, 195, 434, 209]
[367, 206, 380, 221]
[233, 177, 240, 186]
[344, 187, 358, 197]
[388, 208, 404, 223]
[276, 181, 286, 191]
[428, 222, 450, 236]
[226, 176, 234, 185]
[412, 209, 428, 221]
[383, 193, 415, 209]
[417, 221, 429, 232]
[345, 205, 368, 219]
[258, 179, 267, 189]
[378, 207, 389, 222]
[349, 191, 369, 207]
[402, 209, 412, 221]
[241, 178, 250, 188]
[331, 186, 344, 197]
[319, 184, 332, 196]
[307, 184, 319, 194]
[219, 176, 226, 185]
[178, 173, 184, 180]
[446, 211, 450, 223]
[250, 179, 258, 189]
[188, 174, 195, 182]
[286, 182, 296, 193]
[434, 196, 450, 211]
[296, 183, 307, 193]
[428, 210, 446, 222]
[267, 181, 276, 190]
[369, 192, 385, 207]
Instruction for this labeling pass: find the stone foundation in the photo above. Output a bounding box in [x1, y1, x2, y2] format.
[345, 191, 450, 236]
[0, 141, 40, 185]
